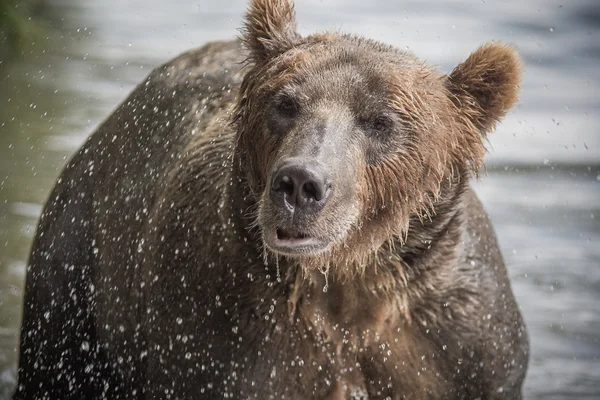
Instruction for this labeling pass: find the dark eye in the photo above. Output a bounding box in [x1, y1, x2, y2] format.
[276, 96, 298, 117]
[367, 115, 393, 133]
[371, 115, 393, 132]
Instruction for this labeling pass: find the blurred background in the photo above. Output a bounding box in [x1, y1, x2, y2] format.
[0, 0, 598, 398]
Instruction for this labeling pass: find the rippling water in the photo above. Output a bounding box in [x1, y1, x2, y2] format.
[0, 0, 598, 398]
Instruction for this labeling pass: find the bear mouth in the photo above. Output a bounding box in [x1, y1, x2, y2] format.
[263, 227, 329, 256]
[277, 227, 308, 241]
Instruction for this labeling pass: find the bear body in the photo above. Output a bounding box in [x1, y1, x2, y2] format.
[15, 1, 528, 399]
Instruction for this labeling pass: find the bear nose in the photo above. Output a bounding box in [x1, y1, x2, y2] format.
[271, 162, 331, 210]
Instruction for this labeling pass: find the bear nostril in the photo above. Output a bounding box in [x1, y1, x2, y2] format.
[279, 175, 294, 196]
[303, 181, 323, 202]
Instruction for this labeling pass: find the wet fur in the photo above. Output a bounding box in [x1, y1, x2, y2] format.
[16, 1, 528, 399]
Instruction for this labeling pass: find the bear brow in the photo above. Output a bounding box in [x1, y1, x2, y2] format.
[287, 56, 387, 95]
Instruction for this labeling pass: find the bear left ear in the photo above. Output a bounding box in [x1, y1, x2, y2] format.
[243, 0, 300, 63]
[447, 42, 523, 134]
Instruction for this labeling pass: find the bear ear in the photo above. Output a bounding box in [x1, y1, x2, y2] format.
[243, 0, 300, 63]
[447, 42, 523, 133]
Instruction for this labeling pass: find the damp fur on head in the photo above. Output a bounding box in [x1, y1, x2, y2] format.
[233, 0, 523, 275]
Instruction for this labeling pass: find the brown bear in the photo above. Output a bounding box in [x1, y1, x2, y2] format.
[15, 0, 529, 399]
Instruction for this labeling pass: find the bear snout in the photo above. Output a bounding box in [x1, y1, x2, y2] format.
[270, 160, 332, 214]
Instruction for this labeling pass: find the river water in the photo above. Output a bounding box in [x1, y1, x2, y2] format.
[0, 0, 598, 398]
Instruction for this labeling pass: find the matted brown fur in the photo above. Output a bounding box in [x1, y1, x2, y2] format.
[15, 1, 528, 399]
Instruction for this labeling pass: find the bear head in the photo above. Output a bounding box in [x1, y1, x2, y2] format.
[233, 0, 522, 271]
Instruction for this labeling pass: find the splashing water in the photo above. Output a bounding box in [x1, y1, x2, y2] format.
[318, 264, 330, 293]
[275, 256, 281, 283]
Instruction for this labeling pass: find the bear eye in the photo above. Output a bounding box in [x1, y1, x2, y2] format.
[371, 115, 393, 132]
[276, 96, 299, 117]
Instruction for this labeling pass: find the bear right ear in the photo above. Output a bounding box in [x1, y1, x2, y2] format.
[243, 0, 300, 63]
[447, 42, 523, 135]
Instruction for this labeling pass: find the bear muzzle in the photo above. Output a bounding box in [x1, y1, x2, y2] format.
[263, 159, 333, 255]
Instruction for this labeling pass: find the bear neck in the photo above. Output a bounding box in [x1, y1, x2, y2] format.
[395, 170, 469, 266]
